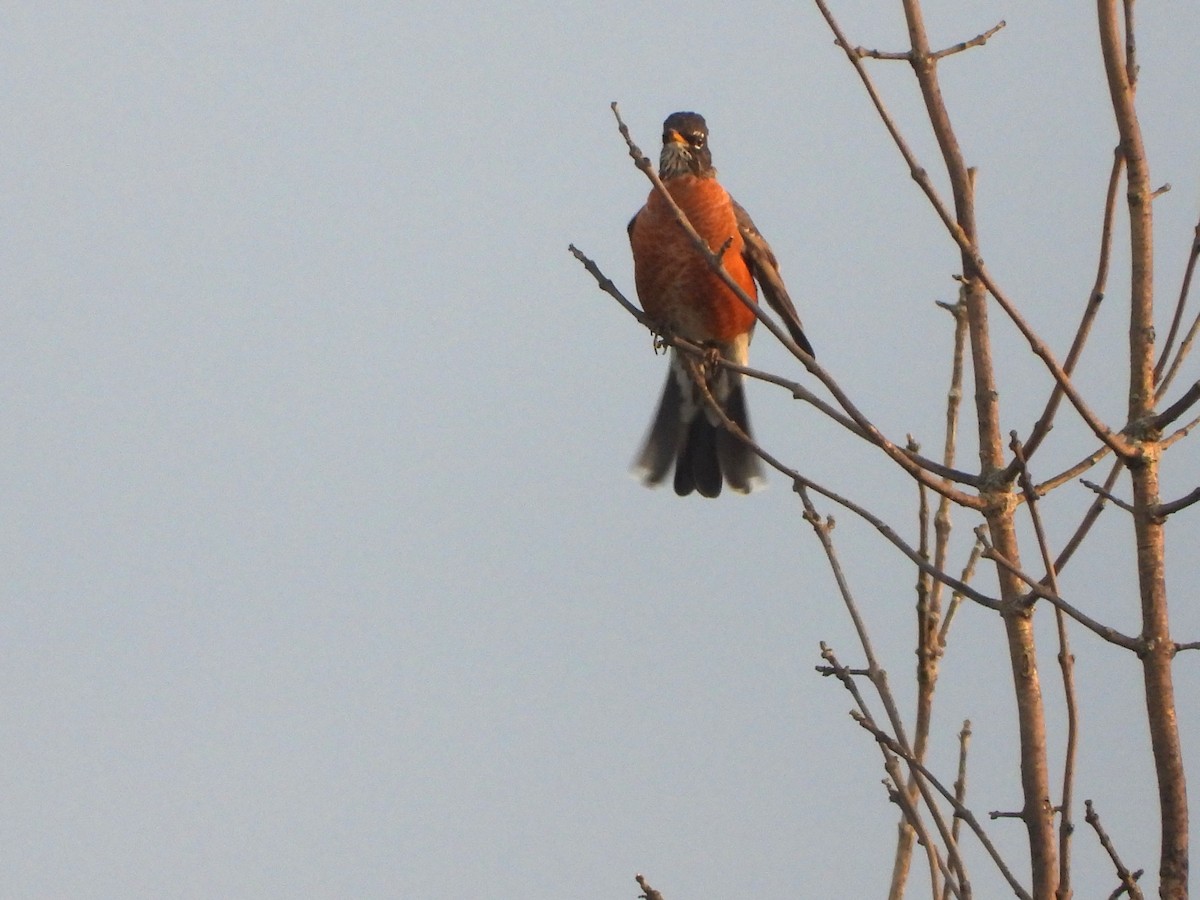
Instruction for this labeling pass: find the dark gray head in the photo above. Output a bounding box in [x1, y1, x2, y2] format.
[659, 111, 713, 178]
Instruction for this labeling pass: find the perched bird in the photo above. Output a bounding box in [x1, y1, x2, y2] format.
[628, 111, 813, 498]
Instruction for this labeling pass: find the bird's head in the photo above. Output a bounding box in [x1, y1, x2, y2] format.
[658, 111, 713, 179]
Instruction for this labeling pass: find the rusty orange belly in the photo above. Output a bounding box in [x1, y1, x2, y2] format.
[630, 175, 758, 343]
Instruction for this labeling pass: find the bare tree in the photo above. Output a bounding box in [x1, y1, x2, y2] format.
[574, 1, 1198, 897]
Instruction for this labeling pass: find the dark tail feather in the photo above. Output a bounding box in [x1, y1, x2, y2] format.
[633, 369, 687, 487]
[634, 365, 763, 498]
[674, 415, 722, 497]
[715, 375, 764, 494]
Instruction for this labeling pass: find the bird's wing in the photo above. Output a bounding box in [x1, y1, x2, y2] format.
[732, 198, 814, 357]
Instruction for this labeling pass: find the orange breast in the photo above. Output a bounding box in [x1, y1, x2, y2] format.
[629, 176, 758, 343]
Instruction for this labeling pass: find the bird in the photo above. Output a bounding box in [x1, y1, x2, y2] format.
[628, 111, 813, 498]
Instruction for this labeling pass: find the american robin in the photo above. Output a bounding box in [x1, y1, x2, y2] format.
[628, 111, 813, 498]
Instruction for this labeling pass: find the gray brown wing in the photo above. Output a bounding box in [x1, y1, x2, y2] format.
[732, 198, 815, 357]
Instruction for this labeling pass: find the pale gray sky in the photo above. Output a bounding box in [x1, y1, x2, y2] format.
[4, 2, 1199, 897]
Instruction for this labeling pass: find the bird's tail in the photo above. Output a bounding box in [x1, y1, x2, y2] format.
[632, 352, 764, 498]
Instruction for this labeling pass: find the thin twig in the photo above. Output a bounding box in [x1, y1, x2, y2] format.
[1156, 485, 1200, 517]
[1123, 0, 1139, 89]
[1158, 306, 1200, 404]
[570, 242, 982, 489]
[850, 45, 911, 61]
[1160, 411, 1200, 450]
[1011, 437, 1079, 899]
[1017, 148, 1123, 468]
[724, 358, 979, 485]
[568, 244, 650, 323]
[976, 530, 1140, 650]
[893, 297, 968, 900]
[933, 295, 970, 609]
[816, 665, 873, 677]
[1050, 459, 1123, 575]
[822, 648, 962, 900]
[941, 721, 973, 900]
[849, 707, 1030, 900]
[814, 0, 1133, 463]
[1150, 380, 1200, 431]
[685, 373, 999, 609]
[796, 447, 967, 894]
[848, 20, 1006, 63]
[931, 20, 1007, 60]
[1153, 221, 1200, 384]
[1084, 800, 1145, 900]
[1080, 479, 1136, 514]
[889, 439, 936, 900]
[1035, 444, 1114, 496]
[938, 539, 984, 647]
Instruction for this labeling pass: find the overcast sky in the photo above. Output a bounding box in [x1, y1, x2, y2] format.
[4, 2, 1199, 897]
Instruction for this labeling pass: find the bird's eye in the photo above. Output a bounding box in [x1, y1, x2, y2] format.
[690, 132, 706, 147]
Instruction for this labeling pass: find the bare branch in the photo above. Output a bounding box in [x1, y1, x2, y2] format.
[931, 19, 1007, 60]
[1097, 0, 1189, 883]
[1160, 411, 1200, 451]
[1158, 304, 1200, 403]
[816, 664, 872, 677]
[975, 267, 1131, 458]
[976, 528, 1140, 650]
[814, 0, 1133, 463]
[822, 648, 963, 899]
[821, 649, 949, 895]
[931, 296, 970, 637]
[1156, 485, 1200, 518]
[1150, 379, 1200, 431]
[825, 0, 1073, 871]
[796, 487, 886, 678]
[989, 811, 1026, 820]
[1010, 437, 1080, 896]
[1080, 479, 1137, 514]
[1155, 219, 1200, 385]
[796, 476, 997, 610]
[724, 359, 981, 487]
[1017, 149, 1123, 467]
[945, 721, 973, 900]
[1035, 443, 1115, 496]
[1123, 0, 1139, 89]
[571, 240, 982, 493]
[568, 244, 650, 324]
[802, 449, 973, 896]
[1051, 459, 1123, 575]
[848, 44, 911, 61]
[893, 298, 969, 900]
[671, 358, 1000, 615]
[850, 707, 1031, 900]
[1084, 800, 1145, 900]
[938, 539, 984, 647]
[845, 20, 1006, 63]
